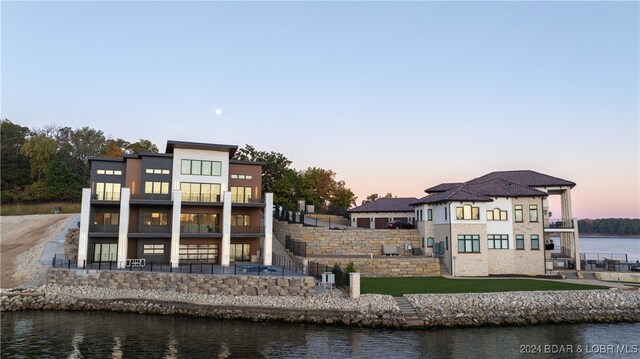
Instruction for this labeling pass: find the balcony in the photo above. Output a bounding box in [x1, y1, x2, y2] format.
[544, 218, 575, 232]
[231, 196, 265, 207]
[231, 225, 265, 237]
[180, 224, 221, 234]
[91, 192, 121, 202]
[181, 193, 222, 204]
[89, 224, 119, 233]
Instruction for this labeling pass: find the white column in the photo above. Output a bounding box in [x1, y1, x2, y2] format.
[77, 188, 92, 265]
[170, 189, 182, 268]
[116, 188, 130, 269]
[221, 191, 232, 266]
[263, 193, 273, 265]
[574, 218, 581, 271]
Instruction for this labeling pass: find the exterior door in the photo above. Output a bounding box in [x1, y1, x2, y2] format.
[93, 243, 117, 262]
[230, 244, 250, 262]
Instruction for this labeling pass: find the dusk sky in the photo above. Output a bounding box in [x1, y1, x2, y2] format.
[2, 1, 638, 219]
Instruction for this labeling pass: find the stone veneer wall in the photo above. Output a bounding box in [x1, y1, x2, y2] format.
[307, 257, 440, 277]
[511, 197, 546, 275]
[274, 221, 421, 256]
[47, 269, 315, 297]
[64, 228, 79, 261]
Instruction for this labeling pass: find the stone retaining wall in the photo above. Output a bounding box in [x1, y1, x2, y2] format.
[307, 257, 440, 277]
[305, 214, 350, 226]
[594, 271, 640, 283]
[2, 288, 638, 329]
[407, 290, 640, 327]
[274, 221, 421, 256]
[47, 269, 315, 297]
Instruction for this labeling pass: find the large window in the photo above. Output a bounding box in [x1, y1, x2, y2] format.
[531, 234, 540, 250]
[96, 169, 122, 175]
[231, 186, 253, 203]
[456, 205, 479, 220]
[93, 243, 117, 262]
[529, 205, 539, 222]
[95, 182, 121, 201]
[487, 208, 508, 221]
[180, 182, 221, 202]
[230, 243, 250, 262]
[181, 159, 222, 176]
[231, 174, 253, 179]
[179, 244, 218, 263]
[231, 214, 251, 227]
[144, 181, 169, 195]
[457, 234, 480, 253]
[516, 234, 525, 249]
[94, 212, 119, 225]
[143, 244, 165, 255]
[514, 205, 523, 222]
[488, 234, 509, 249]
[180, 213, 219, 233]
[143, 212, 169, 226]
[145, 168, 170, 175]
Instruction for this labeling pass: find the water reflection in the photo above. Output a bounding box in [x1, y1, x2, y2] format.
[1, 311, 638, 358]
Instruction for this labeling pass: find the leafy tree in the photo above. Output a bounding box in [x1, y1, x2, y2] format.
[20, 134, 57, 181]
[69, 127, 106, 184]
[0, 119, 32, 199]
[234, 145, 297, 209]
[298, 167, 336, 212]
[102, 139, 125, 157]
[328, 180, 356, 215]
[361, 192, 394, 205]
[127, 139, 158, 154]
[44, 149, 83, 201]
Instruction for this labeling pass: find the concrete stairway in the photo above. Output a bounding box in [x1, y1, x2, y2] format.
[395, 296, 423, 327]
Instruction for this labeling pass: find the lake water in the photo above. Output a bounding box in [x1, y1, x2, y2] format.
[551, 236, 640, 262]
[1, 311, 639, 358]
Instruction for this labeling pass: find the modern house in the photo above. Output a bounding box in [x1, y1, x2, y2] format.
[412, 170, 578, 276]
[77, 140, 273, 268]
[348, 197, 417, 229]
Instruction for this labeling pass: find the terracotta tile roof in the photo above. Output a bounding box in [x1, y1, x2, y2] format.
[413, 170, 572, 205]
[425, 182, 462, 193]
[348, 197, 418, 213]
[469, 170, 576, 188]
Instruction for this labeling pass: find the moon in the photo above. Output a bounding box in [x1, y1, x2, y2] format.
[215, 108, 222, 115]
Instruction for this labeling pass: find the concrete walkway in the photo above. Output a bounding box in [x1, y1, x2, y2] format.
[40, 214, 79, 265]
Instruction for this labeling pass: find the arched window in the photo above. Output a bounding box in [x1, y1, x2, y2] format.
[427, 237, 434, 248]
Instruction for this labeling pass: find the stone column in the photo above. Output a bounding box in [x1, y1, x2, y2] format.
[349, 272, 361, 299]
[77, 188, 92, 265]
[170, 189, 182, 268]
[263, 193, 273, 265]
[221, 191, 232, 266]
[116, 188, 130, 269]
[574, 218, 581, 270]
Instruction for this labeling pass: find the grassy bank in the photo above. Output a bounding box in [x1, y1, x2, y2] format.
[361, 277, 608, 296]
[1, 202, 81, 216]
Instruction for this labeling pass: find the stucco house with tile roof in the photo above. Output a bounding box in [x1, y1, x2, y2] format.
[348, 197, 418, 229]
[412, 170, 578, 276]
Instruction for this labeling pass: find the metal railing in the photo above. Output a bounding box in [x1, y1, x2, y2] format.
[284, 235, 307, 257]
[50, 257, 307, 276]
[546, 219, 574, 229]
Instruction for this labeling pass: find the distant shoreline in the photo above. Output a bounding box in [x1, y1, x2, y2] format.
[578, 235, 640, 239]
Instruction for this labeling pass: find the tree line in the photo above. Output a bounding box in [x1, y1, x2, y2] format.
[578, 218, 640, 236]
[1, 119, 357, 215]
[1, 119, 159, 203]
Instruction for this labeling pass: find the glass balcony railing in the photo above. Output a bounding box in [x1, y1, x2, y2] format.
[180, 224, 221, 234]
[545, 219, 574, 229]
[181, 193, 221, 203]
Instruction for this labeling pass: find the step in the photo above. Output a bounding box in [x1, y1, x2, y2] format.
[394, 296, 423, 327]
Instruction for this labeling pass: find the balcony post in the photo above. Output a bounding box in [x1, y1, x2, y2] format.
[221, 191, 232, 266]
[77, 188, 91, 265]
[263, 193, 273, 266]
[170, 189, 182, 268]
[116, 188, 130, 269]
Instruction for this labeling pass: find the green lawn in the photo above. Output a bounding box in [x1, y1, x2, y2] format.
[1, 202, 81, 216]
[361, 277, 608, 296]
